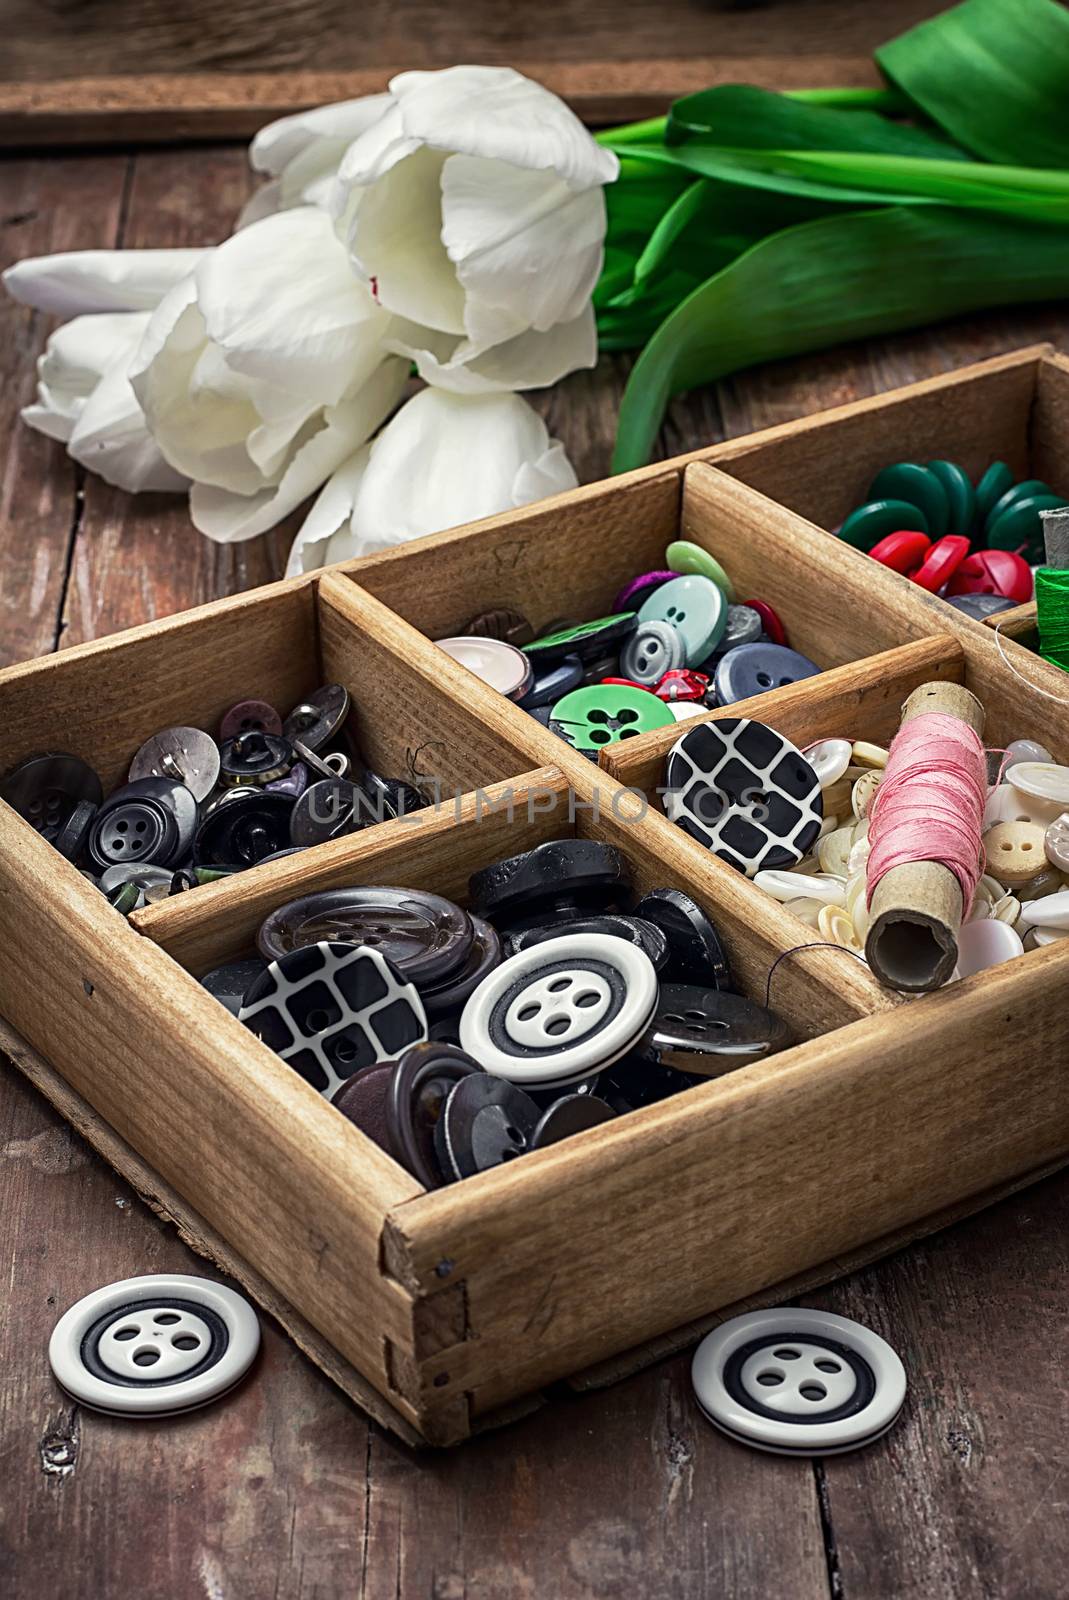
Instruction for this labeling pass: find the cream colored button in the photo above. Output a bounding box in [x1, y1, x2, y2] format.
[1045, 813, 1069, 873]
[851, 741, 889, 769]
[983, 783, 1058, 829]
[967, 881, 995, 922]
[991, 893, 1021, 926]
[845, 873, 871, 939]
[982, 822, 1048, 886]
[1008, 762, 1069, 807]
[818, 903, 865, 953]
[817, 813, 840, 839]
[953, 918, 1024, 978]
[755, 869, 845, 905]
[818, 824, 854, 879]
[1032, 924, 1069, 946]
[851, 770, 881, 819]
[804, 738, 853, 788]
[821, 766, 867, 816]
[1018, 890, 1069, 929]
[785, 896, 824, 929]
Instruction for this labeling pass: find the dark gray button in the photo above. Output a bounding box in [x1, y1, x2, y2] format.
[88, 778, 196, 871]
[257, 885, 473, 984]
[282, 684, 350, 752]
[289, 778, 376, 847]
[620, 620, 685, 686]
[530, 1092, 615, 1148]
[714, 643, 821, 705]
[0, 752, 102, 842]
[645, 985, 791, 1063]
[129, 726, 221, 802]
[632, 888, 733, 988]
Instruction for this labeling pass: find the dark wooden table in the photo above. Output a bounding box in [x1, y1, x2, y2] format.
[3, 143, 1069, 1600]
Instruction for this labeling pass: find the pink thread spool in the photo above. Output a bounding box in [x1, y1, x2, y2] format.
[864, 680, 986, 991]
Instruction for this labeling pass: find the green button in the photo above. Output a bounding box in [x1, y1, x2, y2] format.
[524, 613, 636, 665]
[549, 685, 674, 752]
[984, 478, 1051, 533]
[926, 460, 976, 538]
[975, 461, 1015, 521]
[866, 463, 949, 539]
[838, 498, 928, 551]
[638, 574, 727, 665]
[986, 493, 1067, 563]
[664, 540, 736, 601]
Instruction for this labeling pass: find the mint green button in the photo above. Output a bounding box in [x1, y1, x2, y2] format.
[638, 574, 727, 666]
[665, 540, 736, 601]
[866, 463, 949, 539]
[549, 685, 674, 752]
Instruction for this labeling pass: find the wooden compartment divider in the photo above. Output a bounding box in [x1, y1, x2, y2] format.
[1, 344, 1068, 1443]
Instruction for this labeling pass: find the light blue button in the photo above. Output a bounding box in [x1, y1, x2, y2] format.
[638, 575, 727, 667]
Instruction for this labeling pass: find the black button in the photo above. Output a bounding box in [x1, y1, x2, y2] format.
[385, 1042, 485, 1187]
[200, 958, 270, 1017]
[194, 790, 296, 868]
[0, 752, 103, 842]
[417, 915, 502, 1017]
[469, 839, 631, 930]
[633, 888, 733, 989]
[219, 731, 295, 786]
[88, 779, 196, 871]
[530, 1092, 616, 1148]
[434, 1074, 541, 1180]
[508, 913, 668, 971]
[289, 779, 376, 847]
[645, 985, 791, 1063]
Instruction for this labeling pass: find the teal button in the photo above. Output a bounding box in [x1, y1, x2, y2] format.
[867, 463, 949, 539]
[549, 685, 674, 752]
[837, 498, 928, 550]
[984, 478, 1051, 533]
[986, 493, 1067, 563]
[638, 574, 727, 666]
[664, 540, 736, 601]
[975, 461, 1015, 521]
[926, 460, 976, 538]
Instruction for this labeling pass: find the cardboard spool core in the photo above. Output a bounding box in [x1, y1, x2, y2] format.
[865, 681, 986, 993]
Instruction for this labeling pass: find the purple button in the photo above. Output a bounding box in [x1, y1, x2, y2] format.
[612, 570, 676, 612]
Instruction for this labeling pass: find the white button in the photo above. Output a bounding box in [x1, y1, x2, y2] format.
[802, 738, 852, 788]
[1004, 739, 1053, 770]
[1018, 890, 1069, 930]
[691, 1307, 906, 1455]
[1008, 762, 1069, 808]
[1032, 925, 1069, 946]
[49, 1274, 259, 1417]
[983, 783, 1058, 829]
[953, 918, 1024, 979]
[754, 869, 845, 906]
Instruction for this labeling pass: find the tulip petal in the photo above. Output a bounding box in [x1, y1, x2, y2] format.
[189, 356, 408, 541]
[2, 248, 207, 318]
[348, 388, 577, 549]
[250, 95, 393, 176]
[284, 445, 372, 575]
[387, 303, 597, 393]
[441, 156, 607, 346]
[69, 364, 188, 494]
[21, 313, 141, 441]
[346, 147, 467, 334]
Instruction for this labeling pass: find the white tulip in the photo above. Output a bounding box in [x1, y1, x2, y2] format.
[240, 95, 391, 225]
[285, 388, 577, 575]
[331, 66, 618, 392]
[129, 206, 409, 542]
[2, 248, 206, 318]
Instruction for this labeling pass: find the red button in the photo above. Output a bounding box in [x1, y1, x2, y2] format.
[654, 670, 710, 703]
[909, 535, 970, 593]
[743, 599, 787, 646]
[600, 677, 657, 694]
[869, 530, 931, 574]
[945, 548, 1033, 604]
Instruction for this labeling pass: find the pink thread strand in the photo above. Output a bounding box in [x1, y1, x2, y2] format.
[865, 712, 987, 914]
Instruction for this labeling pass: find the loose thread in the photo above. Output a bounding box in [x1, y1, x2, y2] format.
[865, 712, 987, 915]
[992, 621, 1069, 704]
[764, 942, 871, 1009]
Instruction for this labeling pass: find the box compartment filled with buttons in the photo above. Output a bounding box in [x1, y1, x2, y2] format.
[0, 576, 546, 913]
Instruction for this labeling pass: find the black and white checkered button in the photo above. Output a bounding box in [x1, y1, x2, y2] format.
[692, 1308, 906, 1455]
[460, 933, 658, 1088]
[239, 942, 428, 1097]
[665, 717, 822, 876]
[49, 1274, 260, 1417]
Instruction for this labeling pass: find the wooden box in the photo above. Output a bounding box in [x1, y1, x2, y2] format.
[2, 345, 1068, 1446]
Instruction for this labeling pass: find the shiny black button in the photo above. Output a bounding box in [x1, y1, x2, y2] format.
[88, 778, 196, 871]
[469, 839, 631, 931]
[194, 789, 295, 868]
[508, 913, 668, 971]
[645, 985, 790, 1064]
[633, 888, 733, 989]
[434, 1074, 541, 1181]
[257, 885, 473, 985]
[385, 1042, 485, 1187]
[0, 752, 103, 843]
[289, 779, 376, 847]
[219, 731, 295, 786]
[530, 1092, 616, 1148]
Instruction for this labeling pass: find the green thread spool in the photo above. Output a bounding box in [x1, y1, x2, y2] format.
[1035, 567, 1069, 672]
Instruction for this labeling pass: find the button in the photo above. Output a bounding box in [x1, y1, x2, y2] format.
[356, 769, 424, 822]
[665, 717, 823, 876]
[596, 1053, 704, 1112]
[549, 683, 674, 753]
[983, 821, 1048, 885]
[518, 654, 583, 710]
[460, 933, 659, 1088]
[195, 789, 296, 867]
[691, 1307, 906, 1456]
[838, 498, 928, 550]
[257, 885, 473, 984]
[975, 460, 1015, 520]
[754, 869, 844, 905]
[434, 1074, 542, 1179]
[945, 593, 1018, 619]
[525, 614, 638, 668]
[435, 635, 533, 700]
[722, 605, 763, 648]
[1030, 925, 1069, 947]
[866, 462, 949, 538]
[851, 741, 888, 769]
[639, 574, 727, 667]
[1005, 739, 1053, 769]
[621, 620, 685, 685]
[385, 1042, 485, 1186]
[953, 917, 1024, 977]
[741, 600, 787, 647]
[530, 1092, 616, 1148]
[817, 903, 865, 954]
[219, 699, 282, 741]
[664, 540, 736, 600]
[1045, 813, 1069, 872]
[612, 571, 675, 612]
[1018, 890, 1069, 930]
[264, 760, 309, 799]
[714, 643, 820, 705]
[946, 549, 1033, 603]
[289, 778, 374, 847]
[909, 534, 970, 593]
[509, 913, 669, 972]
[464, 606, 534, 647]
[418, 915, 503, 1017]
[646, 985, 790, 1063]
[1008, 762, 1069, 808]
[282, 684, 350, 752]
[926, 459, 975, 536]
[99, 863, 174, 896]
[88, 778, 197, 871]
[129, 726, 221, 802]
[632, 888, 733, 989]
[329, 1062, 395, 1152]
[802, 738, 852, 788]
[218, 731, 295, 787]
[868, 529, 931, 573]
[52, 798, 98, 862]
[201, 957, 270, 1016]
[654, 670, 710, 704]
[986, 477, 1051, 528]
[0, 752, 103, 842]
[470, 840, 631, 931]
[239, 942, 428, 1097]
[49, 1273, 259, 1417]
[987, 493, 1067, 563]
